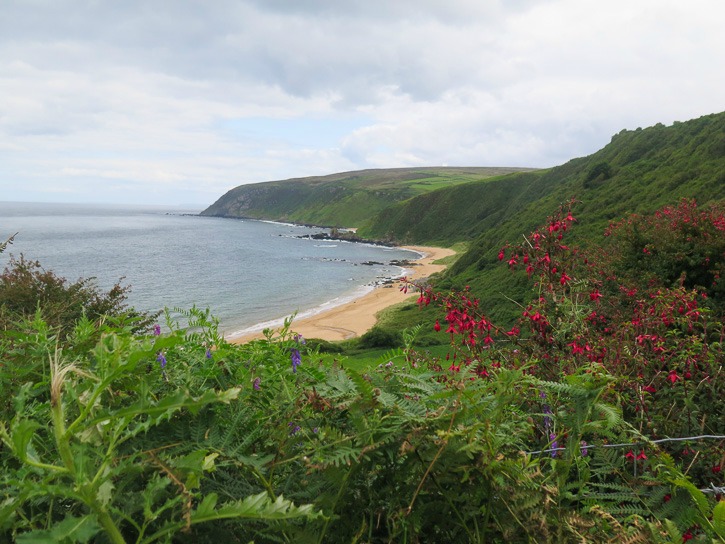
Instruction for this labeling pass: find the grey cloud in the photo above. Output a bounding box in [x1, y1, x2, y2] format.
[1, 0, 723, 205]
[0, 1, 519, 105]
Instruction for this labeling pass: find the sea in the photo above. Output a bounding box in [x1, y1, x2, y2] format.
[0, 202, 419, 337]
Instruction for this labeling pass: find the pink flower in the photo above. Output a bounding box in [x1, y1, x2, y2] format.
[589, 290, 602, 302]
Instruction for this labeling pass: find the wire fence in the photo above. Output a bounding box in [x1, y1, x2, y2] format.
[525, 434, 725, 495]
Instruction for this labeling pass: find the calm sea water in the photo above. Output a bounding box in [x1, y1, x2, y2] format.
[0, 202, 418, 337]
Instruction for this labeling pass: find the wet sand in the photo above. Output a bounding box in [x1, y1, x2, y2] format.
[228, 245, 455, 343]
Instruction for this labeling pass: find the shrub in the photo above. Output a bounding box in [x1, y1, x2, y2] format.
[358, 324, 403, 348]
[305, 337, 345, 353]
[584, 161, 612, 187]
[0, 254, 157, 336]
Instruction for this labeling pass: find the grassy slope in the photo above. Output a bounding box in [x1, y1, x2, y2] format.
[200, 167, 534, 228]
[359, 113, 725, 246]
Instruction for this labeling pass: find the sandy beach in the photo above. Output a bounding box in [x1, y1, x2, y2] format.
[228, 245, 455, 343]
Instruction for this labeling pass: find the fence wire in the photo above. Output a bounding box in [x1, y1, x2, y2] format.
[525, 434, 725, 494]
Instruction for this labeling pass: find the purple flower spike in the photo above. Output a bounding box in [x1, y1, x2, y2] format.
[294, 334, 306, 345]
[580, 440, 589, 457]
[543, 405, 552, 429]
[153, 324, 161, 336]
[156, 352, 167, 369]
[291, 348, 301, 373]
[252, 377, 261, 391]
[205, 348, 212, 359]
[550, 433, 558, 458]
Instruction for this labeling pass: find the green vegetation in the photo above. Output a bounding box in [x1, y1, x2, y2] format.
[0, 251, 157, 338]
[201, 167, 534, 229]
[2, 111, 725, 542]
[2, 199, 724, 542]
[361, 112, 725, 330]
[360, 112, 725, 247]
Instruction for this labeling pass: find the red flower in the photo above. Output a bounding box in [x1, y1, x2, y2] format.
[434, 320, 441, 332]
[589, 290, 602, 302]
[636, 450, 647, 461]
[625, 450, 636, 461]
[643, 385, 656, 393]
[560, 272, 571, 285]
[498, 249, 505, 261]
[668, 370, 679, 384]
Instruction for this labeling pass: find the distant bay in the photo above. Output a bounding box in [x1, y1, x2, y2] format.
[0, 202, 419, 336]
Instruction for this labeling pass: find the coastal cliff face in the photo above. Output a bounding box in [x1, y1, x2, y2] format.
[199, 166, 534, 227]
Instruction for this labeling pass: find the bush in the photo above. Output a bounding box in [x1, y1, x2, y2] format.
[584, 161, 612, 187]
[0, 254, 157, 336]
[358, 325, 403, 348]
[305, 337, 345, 353]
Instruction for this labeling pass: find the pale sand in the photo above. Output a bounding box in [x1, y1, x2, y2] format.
[229, 245, 455, 343]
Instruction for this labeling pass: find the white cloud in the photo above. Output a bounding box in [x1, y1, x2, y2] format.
[0, 0, 723, 205]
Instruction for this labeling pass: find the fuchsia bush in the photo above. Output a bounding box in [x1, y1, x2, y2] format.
[407, 198, 724, 489]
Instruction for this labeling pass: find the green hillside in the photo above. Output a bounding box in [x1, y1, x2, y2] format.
[376, 112, 725, 333]
[200, 167, 533, 227]
[447, 113, 725, 281]
[358, 113, 725, 246]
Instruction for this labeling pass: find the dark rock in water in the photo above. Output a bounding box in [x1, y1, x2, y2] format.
[361, 261, 384, 266]
[297, 229, 395, 247]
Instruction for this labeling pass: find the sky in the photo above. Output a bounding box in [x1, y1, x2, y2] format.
[1, 0, 723, 207]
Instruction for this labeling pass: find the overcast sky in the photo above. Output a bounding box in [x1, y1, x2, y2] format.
[1, 0, 723, 207]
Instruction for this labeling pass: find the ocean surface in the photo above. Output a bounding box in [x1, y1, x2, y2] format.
[0, 202, 419, 337]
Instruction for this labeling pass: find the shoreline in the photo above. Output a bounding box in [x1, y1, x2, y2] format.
[228, 245, 455, 343]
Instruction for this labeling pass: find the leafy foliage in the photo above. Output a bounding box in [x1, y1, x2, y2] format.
[3, 201, 724, 542]
[0, 254, 157, 336]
